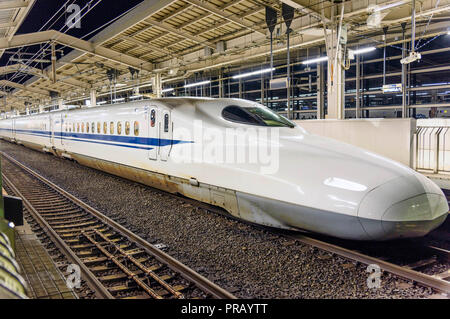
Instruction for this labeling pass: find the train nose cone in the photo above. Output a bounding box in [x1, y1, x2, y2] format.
[358, 174, 449, 240]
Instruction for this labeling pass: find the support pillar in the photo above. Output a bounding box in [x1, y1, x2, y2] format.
[90, 89, 96, 107]
[2, 96, 9, 112]
[58, 98, 63, 110]
[152, 73, 162, 98]
[316, 62, 325, 119]
[51, 42, 56, 84]
[325, 28, 346, 119]
[356, 53, 361, 119]
[260, 70, 265, 106]
[238, 78, 242, 99]
[219, 70, 224, 98]
[401, 23, 408, 118]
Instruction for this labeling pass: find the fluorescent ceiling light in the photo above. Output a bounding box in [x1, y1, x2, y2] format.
[302, 56, 328, 64]
[232, 68, 275, 79]
[162, 88, 174, 93]
[129, 95, 143, 99]
[112, 98, 125, 102]
[97, 101, 107, 105]
[352, 46, 376, 54]
[184, 80, 211, 88]
[373, 1, 406, 12]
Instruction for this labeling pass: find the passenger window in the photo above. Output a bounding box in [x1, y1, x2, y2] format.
[103, 122, 107, 134]
[91, 122, 95, 133]
[77, 123, 80, 132]
[86, 122, 89, 133]
[117, 122, 122, 135]
[150, 109, 156, 127]
[125, 121, 130, 135]
[97, 122, 101, 134]
[110, 122, 114, 134]
[164, 114, 169, 132]
[134, 121, 139, 136]
[73, 123, 75, 132]
[82, 122, 85, 132]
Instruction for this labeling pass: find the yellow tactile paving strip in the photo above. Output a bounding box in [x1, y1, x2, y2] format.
[14, 220, 77, 299]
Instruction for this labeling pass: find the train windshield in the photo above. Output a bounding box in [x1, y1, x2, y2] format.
[222, 105, 295, 128]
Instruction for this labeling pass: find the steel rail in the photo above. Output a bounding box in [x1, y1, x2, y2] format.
[285, 234, 450, 295]
[101, 171, 450, 295]
[0, 151, 235, 299]
[2, 149, 448, 296]
[123, 172, 450, 295]
[2, 173, 114, 299]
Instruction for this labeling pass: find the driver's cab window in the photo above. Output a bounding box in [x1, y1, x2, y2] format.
[222, 105, 294, 128]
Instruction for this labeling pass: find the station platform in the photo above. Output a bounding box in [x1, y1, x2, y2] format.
[423, 173, 450, 190]
[14, 220, 77, 299]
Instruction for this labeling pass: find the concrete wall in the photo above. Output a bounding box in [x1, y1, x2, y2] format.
[294, 118, 417, 167]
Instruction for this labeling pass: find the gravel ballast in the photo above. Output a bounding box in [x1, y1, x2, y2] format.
[0, 140, 439, 298]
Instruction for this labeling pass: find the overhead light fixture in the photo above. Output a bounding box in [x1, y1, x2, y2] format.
[112, 98, 125, 102]
[302, 56, 328, 65]
[373, 0, 407, 12]
[184, 80, 211, 88]
[232, 68, 275, 79]
[351, 46, 376, 54]
[97, 101, 107, 105]
[400, 51, 421, 64]
[447, 31, 450, 35]
[129, 95, 143, 99]
[162, 88, 174, 93]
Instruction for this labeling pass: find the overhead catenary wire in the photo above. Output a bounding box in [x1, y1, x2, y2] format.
[4, 0, 103, 91]
[4, 0, 77, 85]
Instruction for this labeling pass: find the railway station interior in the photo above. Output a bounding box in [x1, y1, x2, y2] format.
[0, 0, 449, 308]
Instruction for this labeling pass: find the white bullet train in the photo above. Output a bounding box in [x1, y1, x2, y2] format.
[0, 97, 448, 240]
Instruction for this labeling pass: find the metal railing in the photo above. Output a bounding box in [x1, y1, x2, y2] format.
[415, 124, 450, 174]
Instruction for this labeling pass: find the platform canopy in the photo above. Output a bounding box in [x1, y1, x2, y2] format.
[0, 0, 449, 111]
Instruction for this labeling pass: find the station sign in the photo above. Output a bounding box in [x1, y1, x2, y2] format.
[270, 77, 288, 89]
[382, 84, 402, 93]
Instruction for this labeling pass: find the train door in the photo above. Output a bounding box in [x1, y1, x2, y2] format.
[11, 118, 15, 140]
[49, 115, 54, 145]
[60, 113, 65, 146]
[148, 107, 158, 160]
[160, 110, 172, 161]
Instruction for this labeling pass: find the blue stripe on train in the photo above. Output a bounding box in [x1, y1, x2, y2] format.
[0, 128, 193, 150]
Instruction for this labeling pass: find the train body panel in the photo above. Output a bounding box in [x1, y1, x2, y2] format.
[0, 97, 447, 240]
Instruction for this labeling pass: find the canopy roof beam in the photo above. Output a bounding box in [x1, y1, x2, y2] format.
[0, 30, 154, 72]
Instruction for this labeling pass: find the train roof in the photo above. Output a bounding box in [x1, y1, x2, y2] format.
[1, 97, 258, 120]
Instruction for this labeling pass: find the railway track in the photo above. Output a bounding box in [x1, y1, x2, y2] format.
[100, 170, 450, 296]
[1, 151, 235, 299]
[2, 150, 449, 298]
[283, 233, 450, 296]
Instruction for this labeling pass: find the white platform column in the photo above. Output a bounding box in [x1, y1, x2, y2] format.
[152, 73, 162, 98]
[324, 21, 347, 119]
[90, 89, 97, 107]
[316, 61, 325, 119]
